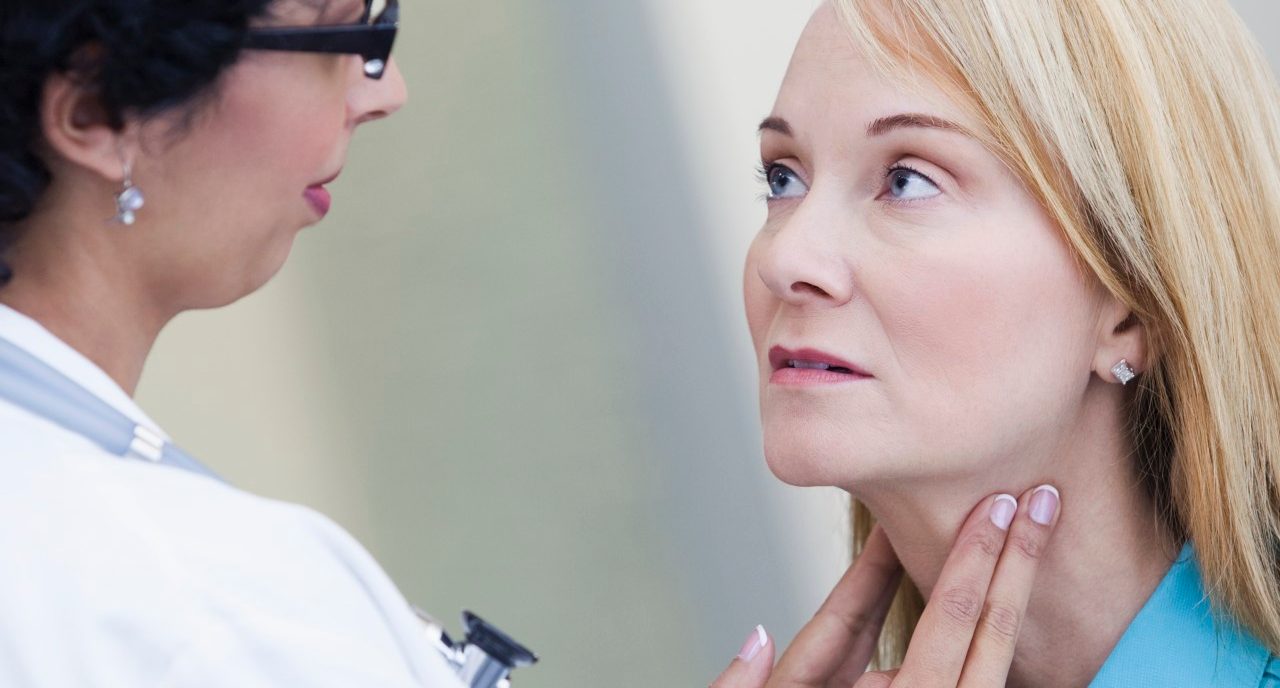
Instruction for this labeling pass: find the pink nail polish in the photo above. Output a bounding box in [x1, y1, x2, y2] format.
[1030, 485, 1060, 525]
[737, 625, 768, 662]
[990, 494, 1017, 530]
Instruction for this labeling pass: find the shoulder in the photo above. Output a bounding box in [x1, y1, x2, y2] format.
[1091, 547, 1276, 687]
[0, 445, 392, 620]
[0, 448, 459, 686]
[1265, 656, 1280, 686]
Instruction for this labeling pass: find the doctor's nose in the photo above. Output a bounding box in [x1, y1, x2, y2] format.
[755, 204, 856, 309]
[350, 58, 408, 125]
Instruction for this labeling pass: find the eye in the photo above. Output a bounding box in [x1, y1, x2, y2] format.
[761, 163, 809, 200]
[885, 166, 941, 202]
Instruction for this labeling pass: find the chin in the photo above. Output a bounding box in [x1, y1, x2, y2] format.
[763, 454, 829, 488]
[186, 250, 296, 311]
[241, 233, 301, 296]
[761, 416, 931, 490]
[762, 427, 855, 488]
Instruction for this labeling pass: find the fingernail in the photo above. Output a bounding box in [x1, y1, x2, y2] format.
[737, 624, 768, 662]
[990, 494, 1017, 530]
[1030, 485, 1060, 525]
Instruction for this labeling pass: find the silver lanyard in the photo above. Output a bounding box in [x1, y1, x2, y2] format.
[0, 334, 222, 482]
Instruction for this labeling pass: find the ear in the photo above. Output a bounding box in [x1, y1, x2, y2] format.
[1093, 295, 1148, 384]
[38, 68, 137, 184]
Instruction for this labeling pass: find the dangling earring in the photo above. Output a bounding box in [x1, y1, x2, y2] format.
[111, 159, 145, 226]
[1111, 358, 1137, 385]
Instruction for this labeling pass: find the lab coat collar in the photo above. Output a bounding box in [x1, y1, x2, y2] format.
[0, 303, 169, 441]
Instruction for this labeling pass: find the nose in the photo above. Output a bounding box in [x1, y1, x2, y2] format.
[755, 199, 856, 308]
[350, 57, 408, 125]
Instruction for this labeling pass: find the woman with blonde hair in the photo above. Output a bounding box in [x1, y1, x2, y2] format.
[713, 0, 1280, 685]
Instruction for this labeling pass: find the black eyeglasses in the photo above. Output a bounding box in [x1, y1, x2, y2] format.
[244, 0, 399, 79]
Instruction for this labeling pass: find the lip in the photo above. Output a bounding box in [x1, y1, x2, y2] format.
[304, 169, 341, 217]
[768, 345, 872, 385]
[304, 186, 332, 217]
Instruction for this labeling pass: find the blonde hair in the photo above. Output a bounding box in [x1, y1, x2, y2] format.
[831, 0, 1280, 667]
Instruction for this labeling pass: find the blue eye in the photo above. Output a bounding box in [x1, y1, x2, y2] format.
[886, 166, 940, 201]
[762, 163, 808, 200]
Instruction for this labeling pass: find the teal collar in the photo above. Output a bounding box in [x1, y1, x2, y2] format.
[1088, 544, 1274, 686]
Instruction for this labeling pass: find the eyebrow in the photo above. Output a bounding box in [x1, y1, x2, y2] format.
[757, 116, 792, 137]
[757, 113, 974, 139]
[867, 113, 972, 138]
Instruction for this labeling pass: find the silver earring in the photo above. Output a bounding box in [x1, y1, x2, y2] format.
[1111, 359, 1136, 385]
[111, 160, 145, 226]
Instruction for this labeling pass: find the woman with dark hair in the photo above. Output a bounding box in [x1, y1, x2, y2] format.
[0, 2, 469, 685]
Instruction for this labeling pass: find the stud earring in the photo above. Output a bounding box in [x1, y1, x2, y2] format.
[1111, 359, 1137, 385]
[111, 159, 145, 226]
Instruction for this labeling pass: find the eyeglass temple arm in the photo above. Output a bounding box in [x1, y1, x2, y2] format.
[243, 24, 396, 63]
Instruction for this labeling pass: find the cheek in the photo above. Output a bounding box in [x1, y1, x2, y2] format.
[743, 235, 776, 351]
[140, 72, 348, 306]
[202, 58, 348, 186]
[217, 87, 344, 186]
[150, 71, 347, 222]
[872, 215, 1096, 453]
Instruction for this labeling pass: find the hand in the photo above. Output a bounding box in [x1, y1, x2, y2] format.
[711, 485, 1061, 687]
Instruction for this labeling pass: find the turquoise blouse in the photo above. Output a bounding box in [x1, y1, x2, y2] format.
[1089, 544, 1278, 686]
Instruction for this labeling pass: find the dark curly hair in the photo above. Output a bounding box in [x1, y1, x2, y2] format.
[0, 0, 277, 284]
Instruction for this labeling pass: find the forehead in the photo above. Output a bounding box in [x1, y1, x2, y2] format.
[773, 3, 980, 140]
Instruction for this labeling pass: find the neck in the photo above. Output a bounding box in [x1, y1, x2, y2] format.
[854, 384, 1179, 688]
[0, 213, 172, 396]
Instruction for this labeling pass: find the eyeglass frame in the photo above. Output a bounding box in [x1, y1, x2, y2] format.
[242, 0, 399, 79]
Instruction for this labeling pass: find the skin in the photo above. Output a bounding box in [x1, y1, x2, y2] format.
[713, 489, 1061, 687]
[737, 3, 1177, 686]
[0, 0, 406, 395]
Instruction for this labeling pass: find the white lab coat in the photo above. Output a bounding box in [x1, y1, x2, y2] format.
[0, 304, 465, 687]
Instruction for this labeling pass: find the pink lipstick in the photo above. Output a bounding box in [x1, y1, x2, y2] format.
[768, 346, 872, 385]
[305, 169, 341, 218]
[304, 186, 332, 217]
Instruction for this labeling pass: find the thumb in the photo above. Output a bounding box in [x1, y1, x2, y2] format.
[710, 626, 774, 688]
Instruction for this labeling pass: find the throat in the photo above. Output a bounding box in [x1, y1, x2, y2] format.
[854, 467, 1178, 688]
[0, 269, 166, 397]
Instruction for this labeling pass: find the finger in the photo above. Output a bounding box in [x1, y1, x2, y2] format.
[852, 668, 898, 688]
[893, 493, 1017, 685]
[769, 526, 903, 687]
[958, 485, 1061, 687]
[709, 625, 775, 688]
[824, 560, 901, 687]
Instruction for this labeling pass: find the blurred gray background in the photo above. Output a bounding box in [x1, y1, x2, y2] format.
[136, 1, 1280, 685]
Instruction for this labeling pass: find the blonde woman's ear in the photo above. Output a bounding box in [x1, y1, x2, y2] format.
[1093, 304, 1148, 384]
